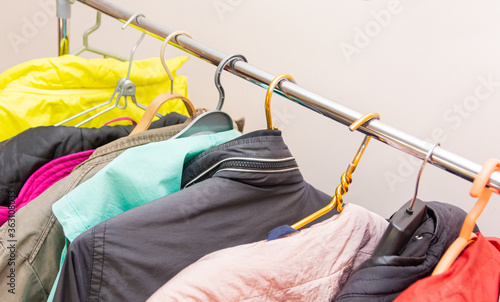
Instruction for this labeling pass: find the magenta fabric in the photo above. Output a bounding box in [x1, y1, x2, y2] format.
[0, 150, 94, 226]
[103, 117, 137, 126]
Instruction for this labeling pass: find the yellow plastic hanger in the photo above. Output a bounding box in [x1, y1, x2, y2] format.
[290, 112, 380, 230]
[432, 158, 500, 275]
[129, 31, 196, 136]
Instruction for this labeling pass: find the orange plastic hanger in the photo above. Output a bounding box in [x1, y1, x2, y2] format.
[129, 31, 196, 136]
[290, 112, 380, 230]
[432, 158, 500, 275]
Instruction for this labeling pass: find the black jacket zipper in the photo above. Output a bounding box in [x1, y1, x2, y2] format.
[184, 157, 298, 188]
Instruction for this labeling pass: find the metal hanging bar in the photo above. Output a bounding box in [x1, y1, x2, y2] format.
[69, 0, 500, 191]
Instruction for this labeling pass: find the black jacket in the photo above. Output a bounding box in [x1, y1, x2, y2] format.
[53, 130, 338, 302]
[0, 113, 187, 207]
[334, 201, 479, 302]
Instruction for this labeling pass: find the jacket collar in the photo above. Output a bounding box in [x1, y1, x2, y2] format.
[181, 130, 301, 188]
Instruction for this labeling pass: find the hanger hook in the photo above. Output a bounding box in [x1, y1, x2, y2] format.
[291, 112, 381, 229]
[349, 112, 380, 132]
[265, 74, 296, 130]
[408, 142, 441, 212]
[122, 13, 146, 81]
[160, 30, 193, 93]
[81, 12, 102, 48]
[346, 112, 380, 176]
[471, 158, 500, 196]
[122, 12, 144, 29]
[214, 53, 247, 111]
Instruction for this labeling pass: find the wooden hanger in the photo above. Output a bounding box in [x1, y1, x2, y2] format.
[432, 158, 500, 275]
[129, 92, 195, 136]
[129, 30, 196, 136]
[290, 112, 380, 230]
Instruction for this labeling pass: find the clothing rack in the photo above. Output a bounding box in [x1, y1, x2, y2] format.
[57, 0, 500, 191]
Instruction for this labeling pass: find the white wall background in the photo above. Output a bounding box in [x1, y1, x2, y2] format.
[1, 0, 499, 237]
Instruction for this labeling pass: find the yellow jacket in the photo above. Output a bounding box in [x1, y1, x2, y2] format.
[0, 55, 189, 141]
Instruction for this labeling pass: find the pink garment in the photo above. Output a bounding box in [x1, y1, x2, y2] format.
[103, 117, 137, 126]
[147, 203, 389, 302]
[0, 150, 93, 226]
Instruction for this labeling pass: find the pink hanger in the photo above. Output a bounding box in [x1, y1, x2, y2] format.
[432, 158, 500, 275]
[103, 117, 138, 126]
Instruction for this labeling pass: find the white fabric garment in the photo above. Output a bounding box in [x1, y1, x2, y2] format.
[147, 203, 389, 302]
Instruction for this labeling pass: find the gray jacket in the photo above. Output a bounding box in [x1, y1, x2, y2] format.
[52, 129, 338, 302]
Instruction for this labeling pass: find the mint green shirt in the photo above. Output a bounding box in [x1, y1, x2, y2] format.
[52, 129, 240, 242]
[48, 129, 240, 301]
